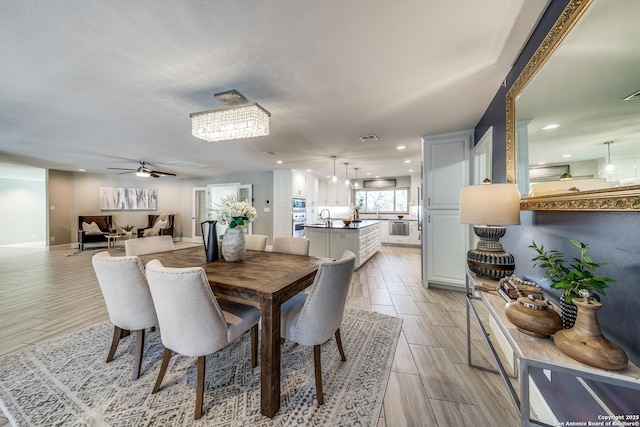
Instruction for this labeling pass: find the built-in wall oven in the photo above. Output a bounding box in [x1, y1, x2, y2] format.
[292, 211, 306, 237]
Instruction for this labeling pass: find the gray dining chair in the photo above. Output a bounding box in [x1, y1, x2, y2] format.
[91, 251, 158, 380]
[125, 235, 175, 256]
[280, 250, 355, 405]
[245, 234, 268, 251]
[272, 237, 310, 256]
[145, 260, 260, 420]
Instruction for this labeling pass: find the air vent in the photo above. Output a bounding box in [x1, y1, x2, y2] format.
[359, 134, 378, 143]
[623, 89, 640, 101]
[264, 151, 277, 156]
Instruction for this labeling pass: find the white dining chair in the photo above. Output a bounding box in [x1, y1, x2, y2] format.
[280, 250, 355, 405]
[272, 237, 310, 256]
[91, 251, 158, 380]
[245, 234, 268, 251]
[145, 260, 260, 420]
[125, 235, 175, 256]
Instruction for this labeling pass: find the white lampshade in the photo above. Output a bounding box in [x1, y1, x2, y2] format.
[459, 183, 521, 226]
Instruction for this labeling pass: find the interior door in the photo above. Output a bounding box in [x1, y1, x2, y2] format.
[192, 187, 207, 242]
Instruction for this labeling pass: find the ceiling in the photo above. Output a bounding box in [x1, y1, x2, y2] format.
[0, 0, 548, 180]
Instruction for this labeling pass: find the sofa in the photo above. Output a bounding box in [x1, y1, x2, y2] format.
[137, 214, 175, 238]
[78, 215, 115, 251]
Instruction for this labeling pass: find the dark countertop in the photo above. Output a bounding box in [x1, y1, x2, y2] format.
[304, 219, 382, 230]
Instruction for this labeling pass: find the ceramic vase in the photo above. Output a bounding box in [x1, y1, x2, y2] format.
[553, 298, 628, 370]
[222, 226, 246, 262]
[560, 292, 578, 329]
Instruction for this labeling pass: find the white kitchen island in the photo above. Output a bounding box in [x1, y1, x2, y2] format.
[304, 220, 382, 269]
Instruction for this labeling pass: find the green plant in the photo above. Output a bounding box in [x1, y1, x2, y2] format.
[529, 239, 614, 303]
[121, 224, 135, 232]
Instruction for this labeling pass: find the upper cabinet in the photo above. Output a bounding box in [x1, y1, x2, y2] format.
[424, 130, 471, 210]
[292, 172, 306, 197]
[305, 175, 318, 206]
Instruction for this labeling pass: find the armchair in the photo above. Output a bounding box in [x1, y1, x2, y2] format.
[137, 214, 175, 238]
[78, 215, 115, 251]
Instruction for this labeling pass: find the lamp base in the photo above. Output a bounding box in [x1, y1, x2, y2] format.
[467, 225, 515, 280]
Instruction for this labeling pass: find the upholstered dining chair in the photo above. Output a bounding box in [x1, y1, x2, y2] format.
[245, 234, 268, 251]
[280, 250, 356, 405]
[272, 237, 310, 256]
[145, 260, 260, 420]
[91, 251, 158, 380]
[125, 235, 175, 256]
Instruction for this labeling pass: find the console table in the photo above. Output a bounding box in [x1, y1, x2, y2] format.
[465, 270, 640, 427]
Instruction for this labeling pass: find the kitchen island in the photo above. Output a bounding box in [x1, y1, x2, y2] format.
[304, 220, 382, 269]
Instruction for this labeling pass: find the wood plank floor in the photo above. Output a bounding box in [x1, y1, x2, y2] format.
[0, 243, 519, 426]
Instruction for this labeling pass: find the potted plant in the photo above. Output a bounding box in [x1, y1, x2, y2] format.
[121, 224, 135, 235]
[530, 239, 627, 370]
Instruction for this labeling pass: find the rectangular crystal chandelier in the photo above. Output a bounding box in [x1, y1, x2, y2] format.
[190, 90, 270, 142]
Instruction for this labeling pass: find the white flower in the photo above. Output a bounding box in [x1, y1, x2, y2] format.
[216, 195, 257, 228]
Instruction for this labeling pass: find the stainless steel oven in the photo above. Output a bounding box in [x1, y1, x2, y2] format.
[292, 211, 306, 237]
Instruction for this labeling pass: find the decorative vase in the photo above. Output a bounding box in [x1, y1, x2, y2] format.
[553, 298, 628, 370]
[504, 295, 562, 338]
[222, 226, 246, 262]
[200, 220, 218, 262]
[560, 292, 578, 329]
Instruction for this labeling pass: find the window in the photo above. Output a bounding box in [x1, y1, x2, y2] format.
[354, 188, 408, 213]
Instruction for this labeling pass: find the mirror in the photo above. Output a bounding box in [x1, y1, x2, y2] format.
[506, 0, 640, 210]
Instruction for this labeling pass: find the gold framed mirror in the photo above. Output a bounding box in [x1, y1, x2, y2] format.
[506, 0, 640, 210]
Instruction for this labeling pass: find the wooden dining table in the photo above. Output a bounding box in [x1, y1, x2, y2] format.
[138, 245, 324, 418]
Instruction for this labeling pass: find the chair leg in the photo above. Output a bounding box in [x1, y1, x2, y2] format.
[152, 347, 172, 394]
[106, 326, 124, 363]
[313, 345, 324, 405]
[195, 355, 206, 420]
[250, 324, 258, 368]
[131, 329, 145, 380]
[335, 328, 347, 361]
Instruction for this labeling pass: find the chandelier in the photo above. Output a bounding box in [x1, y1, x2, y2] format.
[190, 90, 270, 142]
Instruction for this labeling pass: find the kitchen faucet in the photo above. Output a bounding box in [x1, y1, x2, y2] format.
[320, 208, 331, 226]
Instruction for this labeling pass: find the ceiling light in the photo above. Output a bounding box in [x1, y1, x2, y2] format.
[404, 160, 411, 163]
[366, 172, 371, 176]
[603, 141, 615, 172]
[330, 156, 338, 183]
[190, 89, 270, 142]
[353, 168, 360, 189]
[408, 169, 414, 173]
[344, 162, 351, 186]
[136, 168, 150, 178]
[542, 124, 561, 130]
[78, 169, 85, 172]
[562, 154, 573, 158]
[276, 160, 283, 164]
[396, 145, 406, 150]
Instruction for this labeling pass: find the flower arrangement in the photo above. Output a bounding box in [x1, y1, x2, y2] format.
[121, 224, 135, 232]
[216, 195, 257, 229]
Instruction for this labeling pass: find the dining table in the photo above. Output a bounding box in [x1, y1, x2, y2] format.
[138, 245, 324, 418]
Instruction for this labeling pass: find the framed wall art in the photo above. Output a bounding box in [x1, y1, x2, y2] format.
[99, 187, 158, 210]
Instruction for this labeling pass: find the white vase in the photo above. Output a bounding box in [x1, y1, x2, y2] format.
[222, 226, 246, 262]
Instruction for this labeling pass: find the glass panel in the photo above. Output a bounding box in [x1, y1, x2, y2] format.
[354, 189, 409, 213]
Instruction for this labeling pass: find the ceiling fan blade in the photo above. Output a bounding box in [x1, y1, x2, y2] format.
[107, 167, 136, 171]
[150, 170, 176, 176]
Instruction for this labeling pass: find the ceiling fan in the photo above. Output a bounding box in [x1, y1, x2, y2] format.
[107, 161, 176, 178]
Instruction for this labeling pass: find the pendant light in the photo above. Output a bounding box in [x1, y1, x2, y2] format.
[604, 141, 615, 172]
[344, 162, 351, 186]
[330, 156, 338, 183]
[353, 167, 360, 189]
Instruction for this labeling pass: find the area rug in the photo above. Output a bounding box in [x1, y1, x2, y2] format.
[0, 307, 401, 426]
[66, 247, 124, 257]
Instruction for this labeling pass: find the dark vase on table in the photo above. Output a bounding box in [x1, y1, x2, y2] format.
[201, 220, 218, 262]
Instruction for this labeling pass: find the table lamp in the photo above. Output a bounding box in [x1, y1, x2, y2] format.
[459, 182, 521, 279]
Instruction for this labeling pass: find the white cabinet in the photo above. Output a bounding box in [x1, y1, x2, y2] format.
[422, 129, 471, 290]
[293, 172, 306, 197]
[379, 220, 389, 243]
[307, 223, 381, 269]
[318, 180, 349, 206]
[305, 176, 319, 220]
[409, 221, 421, 245]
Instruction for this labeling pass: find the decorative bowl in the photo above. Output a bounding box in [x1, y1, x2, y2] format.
[397, 215, 404, 219]
[342, 218, 352, 226]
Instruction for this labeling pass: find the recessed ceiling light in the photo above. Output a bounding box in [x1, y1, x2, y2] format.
[78, 168, 85, 172]
[306, 169, 311, 172]
[366, 172, 371, 176]
[537, 161, 547, 165]
[375, 175, 380, 178]
[542, 124, 561, 130]
[408, 169, 414, 172]
[396, 145, 406, 150]
[276, 160, 283, 164]
[404, 160, 411, 163]
[562, 154, 573, 158]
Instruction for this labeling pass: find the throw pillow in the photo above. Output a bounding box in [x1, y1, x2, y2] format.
[143, 228, 160, 237]
[82, 221, 103, 235]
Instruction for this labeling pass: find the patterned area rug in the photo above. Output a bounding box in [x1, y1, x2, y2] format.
[0, 307, 401, 426]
